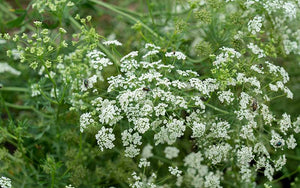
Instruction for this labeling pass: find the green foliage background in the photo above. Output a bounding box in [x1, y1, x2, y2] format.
[0, 0, 299, 187]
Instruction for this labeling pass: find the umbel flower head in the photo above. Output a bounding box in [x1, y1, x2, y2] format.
[76, 41, 298, 187]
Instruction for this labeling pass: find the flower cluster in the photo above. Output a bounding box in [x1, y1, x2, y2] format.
[0, 176, 11, 188]
[75, 41, 299, 187]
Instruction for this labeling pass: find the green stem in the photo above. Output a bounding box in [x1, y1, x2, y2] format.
[42, 63, 59, 103]
[269, 94, 287, 101]
[39, 88, 59, 105]
[271, 166, 300, 183]
[99, 44, 120, 66]
[0, 94, 13, 120]
[51, 171, 55, 188]
[152, 155, 172, 165]
[0, 3, 17, 19]
[157, 175, 172, 184]
[89, 0, 163, 40]
[286, 154, 300, 161]
[146, 0, 155, 25]
[76, 133, 83, 159]
[205, 103, 230, 114]
[0, 87, 29, 92]
[69, 17, 120, 67]
[4, 102, 52, 118]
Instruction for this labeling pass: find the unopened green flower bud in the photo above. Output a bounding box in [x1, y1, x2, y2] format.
[45, 60, 52, 68]
[41, 29, 49, 35]
[30, 61, 38, 70]
[59, 28, 67, 34]
[34, 21, 42, 27]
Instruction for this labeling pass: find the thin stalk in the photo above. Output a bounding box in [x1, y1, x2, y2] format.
[39, 88, 59, 105]
[152, 155, 172, 165]
[286, 154, 300, 161]
[269, 94, 286, 101]
[98, 44, 120, 66]
[51, 171, 55, 188]
[89, 0, 163, 40]
[0, 95, 12, 120]
[205, 103, 230, 114]
[271, 167, 300, 183]
[0, 87, 29, 92]
[4, 102, 52, 118]
[69, 17, 120, 67]
[0, 4, 17, 19]
[146, 0, 155, 25]
[42, 63, 59, 103]
[111, 4, 143, 17]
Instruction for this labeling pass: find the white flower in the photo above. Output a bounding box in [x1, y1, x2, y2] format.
[274, 155, 286, 171]
[212, 47, 241, 68]
[93, 99, 122, 126]
[122, 129, 142, 158]
[279, 113, 292, 135]
[184, 152, 204, 169]
[164, 146, 180, 159]
[0, 176, 11, 188]
[31, 83, 41, 97]
[141, 144, 153, 158]
[283, 39, 297, 55]
[168, 166, 182, 177]
[142, 50, 160, 59]
[210, 121, 230, 139]
[120, 51, 138, 62]
[293, 116, 300, 133]
[87, 49, 113, 70]
[237, 146, 254, 166]
[138, 158, 150, 168]
[270, 131, 285, 149]
[217, 90, 234, 104]
[133, 117, 150, 134]
[80, 75, 98, 91]
[124, 144, 140, 158]
[264, 163, 274, 181]
[286, 135, 297, 149]
[0, 62, 21, 75]
[11, 49, 22, 60]
[65, 185, 75, 188]
[95, 127, 116, 151]
[154, 118, 185, 145]
[145, 43, 161, 50]
[250, 64, 264, 74]
[0, 39, 6, 44]
[283, 2, 296, 20]
[269, 83, 278, 91]
[248, 15, 263, 35]
[205, 143, 232, 165]
[191, 122, 206, 138]
[154, 103, 168, 117]
[247, 43, 265, 58]
[239, 92, 252, 109]
[79, 112, 94, 132]
[103, 40, 122, 46]
[165, 51, 186, 60]
[204, 172, 222, 188]
[254, 142, 270, 158]
[240, 166, 252, 183]
[260, 104, 275, 125]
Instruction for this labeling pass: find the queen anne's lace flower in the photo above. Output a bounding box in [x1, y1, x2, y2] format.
[0, 176, 11, 188]
[164, 146, 180, 159]
[248, 15, 263, 34]
[79, 112, 94, 132]
[168, 166, 182, 177]
[165, 51, 186, 60]
[95, 127, 115, 151]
